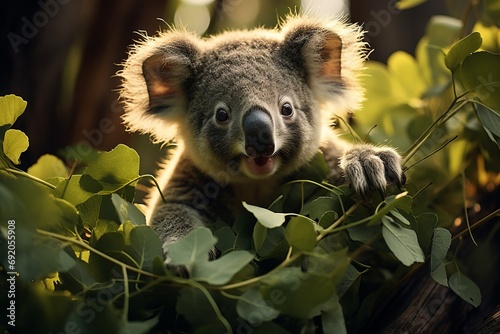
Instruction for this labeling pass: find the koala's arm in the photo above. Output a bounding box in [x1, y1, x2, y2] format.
[321, 129, 404, 197]
[146, 153, 219, 261]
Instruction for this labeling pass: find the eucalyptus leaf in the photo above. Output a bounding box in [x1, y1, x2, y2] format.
[3, 129, 29, 164]
[260, 267, 337, 319]
[193, 250, 254, 285]
[445, 32, 482, 71]
[368, 192, 412, 226]
[243, 201, 287, 228]
[82, 144, 140, 194]
[395, 0, 428, 10]
[459, 51, 500, 110]
[285, 216, 317, 252]
[430, 262, 448, 287]
[253, 221, 267, 252]
[176, 287, 224, 330]
[0, 94, 27, 127]
[309, 196, 341, 220]
[475, 103, 500, 139]
[27, 154, 68, 183]
[382, 220, 425, 266]
[236, 287, 280, 325]
[111, 193, 146, 225]
[430, 228, 451, 271]
[124, 226, 163, 272]
[449, 271, 481, 307]
[167, 227, 217, 266]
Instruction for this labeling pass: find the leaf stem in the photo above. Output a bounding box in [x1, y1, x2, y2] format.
[122, 266, 129, 320]
[188, 280, 233, 333]
[316, 202, 361, 241]
[36, 229, 159, 278]
[2, 167, 56, 189]
[452, 208, 500, 241]
[402, 98, 468, 166]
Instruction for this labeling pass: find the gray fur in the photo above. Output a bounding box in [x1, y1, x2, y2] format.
[118, 15, 403, 262]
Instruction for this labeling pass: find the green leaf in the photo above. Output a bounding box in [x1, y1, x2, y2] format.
[368, 192, 412, 226]
[193, 250, 254, 285]
[475, 103, 500, 140]
[82, 144, 140, 193]
[55, 175, 94, 205]
[124, 226, 163, 272]
[260, 267, 337, 318]
[88, 231, 126, 281]
[430, 262, 448, 287]
[0, 94, 27, 127]
[253, 221, 267, 252]
[176, 287, 225, 330]
[167, 227, 217, 267]
[430, 228, 451, 271]
[111, 193, 146, 225]
[119, 316, 160, 334]
[319, 210, 339, 229]
[65, 300, 122, 334]
[337, 264, 361, 299]
[255, 226, 288, 259]
[236, 287, 280, 325]
[449, 271, 481, 307]
[459, 51, 500, 110]
[243, 202, 287, 228]
[395, 0, 428, 10]
[3, 129, 29, 164]
[382, 220, 425, 266]
[6, 228, 76, 282]
[388, 51, 427, 100]
[285, 216, 317, 252]
[27, 154, 68, 182]
[390, 209, 411, 226]
[320, 295, 347, 334]
[445, 32, 482, 71]
[309, 196, 340, 220]
[414, 212, 438, 255]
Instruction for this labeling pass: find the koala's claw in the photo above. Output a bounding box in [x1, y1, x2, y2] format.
[341, 145, 403, 198]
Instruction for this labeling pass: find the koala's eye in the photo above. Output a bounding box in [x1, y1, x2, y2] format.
[280, 103, 294, 117]
[215, 108, 230, 123]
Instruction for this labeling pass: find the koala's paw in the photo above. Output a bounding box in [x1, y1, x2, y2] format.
[340, 145, 404, 197]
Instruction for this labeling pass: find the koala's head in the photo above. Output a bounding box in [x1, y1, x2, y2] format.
[119, 16, 365, 182]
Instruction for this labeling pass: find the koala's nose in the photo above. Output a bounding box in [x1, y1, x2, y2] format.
[243, 109, 275, 158]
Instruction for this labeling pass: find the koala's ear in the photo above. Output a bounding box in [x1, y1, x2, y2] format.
[283, 23, 342, 82]
[142, 39, 199, 113]
[280, 16, 366, 113]
[119, 32, 201, 142]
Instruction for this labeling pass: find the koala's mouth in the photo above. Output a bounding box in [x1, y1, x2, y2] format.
[243, 155, 276, 177]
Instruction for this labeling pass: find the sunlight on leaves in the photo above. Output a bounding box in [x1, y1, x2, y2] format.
[3, 129, 29, 164]
[243, 201, 287, 228]
[445, 32, 482, 71]
[0, 94, 27, 127]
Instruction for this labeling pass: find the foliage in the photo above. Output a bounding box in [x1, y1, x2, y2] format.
[1, 5, 500, 334]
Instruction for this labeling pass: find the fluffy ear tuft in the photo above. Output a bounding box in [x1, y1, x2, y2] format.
[280, 15, 367, 117]
[118, 31, 201, 143]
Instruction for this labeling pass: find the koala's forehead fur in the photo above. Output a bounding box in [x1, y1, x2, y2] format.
[119, 16, 367, 145]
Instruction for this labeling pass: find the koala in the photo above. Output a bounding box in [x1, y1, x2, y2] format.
[118, 15, 403, 261]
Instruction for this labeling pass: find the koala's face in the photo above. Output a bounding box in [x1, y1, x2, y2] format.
[184, 38, 319, 181]
[120, 16, 365, 182]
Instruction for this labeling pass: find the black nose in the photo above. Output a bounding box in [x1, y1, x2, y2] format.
[242, 109, 275, 158]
